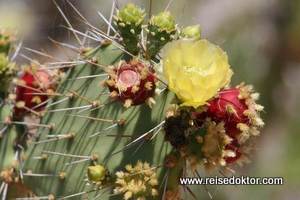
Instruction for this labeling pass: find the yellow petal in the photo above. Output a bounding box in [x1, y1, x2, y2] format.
[163, 39, 233, 108]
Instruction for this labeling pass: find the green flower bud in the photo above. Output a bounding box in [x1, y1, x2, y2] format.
[116, 3, 145, 26]
[114, 4, 145, 56]
[146, 12, 177, 59]
[150, 11, 176, 33]
[87, 165, 106, 182]
[181, 25, 201, 40]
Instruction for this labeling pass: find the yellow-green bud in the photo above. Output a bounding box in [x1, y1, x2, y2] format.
[181, 25, 201, 40]
[87, 165, 106, 182]
[116, 3, 145, 26]
[150, 11, 176, 33]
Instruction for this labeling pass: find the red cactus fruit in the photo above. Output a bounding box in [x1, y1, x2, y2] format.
[206, 88, 249, 137]
[106, 60, 157, 107]
[224, 139, 241, 164]
[205, 84, 264, 140]
[14, 69, 52, 118]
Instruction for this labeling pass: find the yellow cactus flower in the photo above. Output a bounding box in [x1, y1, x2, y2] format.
[163, 39, 233, 108]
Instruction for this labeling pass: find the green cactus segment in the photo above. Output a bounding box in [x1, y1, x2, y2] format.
[146, 12, 176, 59]
[115, 3, 146, 55]
[181, 25, 201, 40]
[23, 44, 174, 199]
[0, 31, 12, 55]
[0, 104, 17, 171]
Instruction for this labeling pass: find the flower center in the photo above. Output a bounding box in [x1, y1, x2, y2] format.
[118, 69, 140, 88]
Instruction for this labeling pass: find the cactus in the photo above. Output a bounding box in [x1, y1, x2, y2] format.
[146, 11, 177, 59]
[115, 3, 146, 55]
[21, 44, 174, 199]
[0, 2, 265, 200]
[0, 104, 17, 171]
[0, 30, 16, 99]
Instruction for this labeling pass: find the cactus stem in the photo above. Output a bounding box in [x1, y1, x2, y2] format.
[47, 105, 92, 113]
[33, 133, 74, 145]
[42, 150, 92, 159]
[52, 0, 82, 46]
[89, 123, 119, 138]
[66, 73, 108, 81]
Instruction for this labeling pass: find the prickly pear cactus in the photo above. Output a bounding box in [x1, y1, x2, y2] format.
[22, 44, 175, 199]
[0, 2, 265, 200]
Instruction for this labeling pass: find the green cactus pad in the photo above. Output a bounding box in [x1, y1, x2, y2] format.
[22, 44, 175, 199]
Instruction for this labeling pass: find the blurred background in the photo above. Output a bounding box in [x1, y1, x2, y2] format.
[0, 0, 299, 199]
